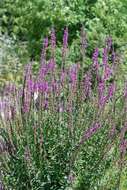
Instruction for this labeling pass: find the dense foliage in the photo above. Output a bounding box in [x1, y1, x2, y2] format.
[0, 0, 127, 59]
[0, 28, 127, 190]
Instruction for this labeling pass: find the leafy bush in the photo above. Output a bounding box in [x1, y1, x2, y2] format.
[0, 28, 127, 190]
[0, 0, 127, 59]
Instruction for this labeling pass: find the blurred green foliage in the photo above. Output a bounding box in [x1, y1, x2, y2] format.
[0, 0, 127, 60]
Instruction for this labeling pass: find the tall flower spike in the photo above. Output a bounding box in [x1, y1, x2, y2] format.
[92, 48, 99, 70]
[63, 26, 68, 50]
[62, 26, 68, 70]
[107, 82, 116, 99]
[40, 37, 48, 65]
[51, 28, 56, 48]
[82, 71, 92, 99]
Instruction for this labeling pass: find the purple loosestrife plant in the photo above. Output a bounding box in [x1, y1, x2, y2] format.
[0, 28, 126, 190]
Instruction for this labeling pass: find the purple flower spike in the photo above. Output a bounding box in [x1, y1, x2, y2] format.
[37, 81, 49, 93]
[47, 59, 56, 72]
[92, 48, 99, 70]
[51, 28, 56, 49]
[107, 82, 116, 98]
[83, 72, 92, 99]
[103, 64, 112, 81]
[69, 64, 80, 85]
[98, 80, 105, 97]
[63, 26, 68, 49]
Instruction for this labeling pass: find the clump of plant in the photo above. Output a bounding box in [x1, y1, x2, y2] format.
[0, 27, 127, 190]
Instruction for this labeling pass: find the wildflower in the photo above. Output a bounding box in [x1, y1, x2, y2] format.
[103, 64, 112, 80]
[107, 82, 116, 99]
[92, 48, 99, 70]
[69, 64, 80, 86]
[82, 71, 92, 99]
[98, 80, 105, 97]
[60, 71, 66, 84]
[63, 26, 68, 50]
[47, 58, 56, 72]
[37, 81, 49, 94]
[38, 64, 48, 80]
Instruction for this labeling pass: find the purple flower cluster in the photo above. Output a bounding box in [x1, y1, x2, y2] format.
[82, 71, 92, 99]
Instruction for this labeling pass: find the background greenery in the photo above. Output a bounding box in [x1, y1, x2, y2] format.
[0, 0, 127, 58]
